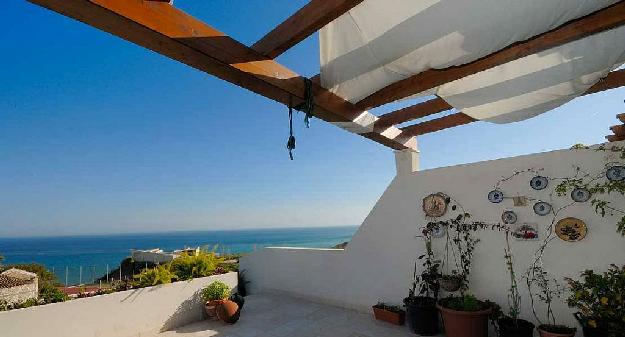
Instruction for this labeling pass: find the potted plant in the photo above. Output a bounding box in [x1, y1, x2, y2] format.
[436, 219, 492, 337]
[372, 302, 405, 325]
[404, 224, 441, 335]
[202, 280, 231, 320]
[525, 264, 576, 337]
[437, 295, 493, 337]
[566, 264, 625, 337]
[496, 232, 535, 337]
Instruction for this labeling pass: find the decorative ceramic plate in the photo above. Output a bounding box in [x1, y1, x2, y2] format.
[512, 223, 538, 240]
[502, 210, 518, 224]
[555, 217, 587, 242]
[430, 223, 446, 238]
[606, 166, 625, 182]
[488, 190, 504, 203]
[571, 188, 591, 203]
[530, 176, 549, 190]
[533, 201, 552, 216]
[422, 193, 448, 217]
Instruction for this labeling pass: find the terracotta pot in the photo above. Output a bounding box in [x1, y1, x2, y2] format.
[498, 317, 535, 337]
[538, 325, 576, 337]
[372, 306, 405, 325]
[437, 303, 491, 337]
[205, 300, 223, 320]
[217, 300, 239, 324]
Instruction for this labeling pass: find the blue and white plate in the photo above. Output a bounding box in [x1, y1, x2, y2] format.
[606, 166, 625, 182]
[502, 210, 518, 224]
[488, 190, 504, 203]
[530, 176, 548, 190]
[533, 201, 552, 216]
[571, 188, 591, 203]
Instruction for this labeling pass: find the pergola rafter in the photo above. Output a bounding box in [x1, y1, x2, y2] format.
[26, 0, 625, 151]
[252, 0, 364, 59]
[29, 0, 414, 150]
[355, 1, 625, 110]
[399, 69, 625, 137]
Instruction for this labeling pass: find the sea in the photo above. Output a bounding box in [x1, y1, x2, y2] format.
[0, 226, 358, 285]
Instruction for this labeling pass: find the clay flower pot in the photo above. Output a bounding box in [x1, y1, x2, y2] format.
[437, 303, 491, 337]
[205, 300, 223, 320]
[217, 299, 240, 324]
[538, 324, 576, 337]
[372, 305, 405, 325]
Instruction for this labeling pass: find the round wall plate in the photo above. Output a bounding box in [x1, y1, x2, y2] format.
[488, 190, 504, 203]
[555, 217, 587, 242]
[431, 223, 446, 238]
[533, 201, 552, 216]
[502, 210, 518, 224]
[606, 166, 625, 182]
[571, 188, 591, 202]
[422, 193, 448, 217]
[530, 176, 549, 190]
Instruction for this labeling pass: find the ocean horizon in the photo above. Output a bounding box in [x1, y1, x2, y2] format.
[0, 226, 358, 285]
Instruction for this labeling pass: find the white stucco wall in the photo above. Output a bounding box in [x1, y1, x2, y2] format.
[0, 272, 237, 337]
[241, 142, 625, 334]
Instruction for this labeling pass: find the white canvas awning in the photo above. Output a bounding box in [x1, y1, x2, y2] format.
[320, 0, 625, 123]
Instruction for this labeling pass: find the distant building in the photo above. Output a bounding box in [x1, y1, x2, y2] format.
[131, 247, 200, 264]
[0, 269, 38, 305]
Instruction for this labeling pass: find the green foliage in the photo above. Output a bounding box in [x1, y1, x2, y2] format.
[373, 302, 404, 313]
[566, 264, 625, 331]
[0, 298, 39, 312]
[439, 295, 489, 312]
[503, 232, 521, 320]
[133, 265, 174, 287]
[555, 145, 625, 236]
[39, 283, 68, 303]
[202, 280, 231, 301]
[170, 252, 224, 281]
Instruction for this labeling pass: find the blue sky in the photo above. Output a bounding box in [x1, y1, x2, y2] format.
[0, 1, 623, 237]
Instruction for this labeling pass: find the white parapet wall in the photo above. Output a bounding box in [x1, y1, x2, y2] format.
[0, 272, 237, 337]
[241, 142, 625, 335]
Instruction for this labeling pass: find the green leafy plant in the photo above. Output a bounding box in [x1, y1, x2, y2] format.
[202, 280, 231, 302]
[503, 231, 521, 322]
[170, 252, 224, 281]
[133, 265, 174, 287]
[39, 283, 68, 303]
[439, 295, 489, 312]
[373, 302, 404, 313]
[556, 145, 625, 235]
[565, 264, 625, 332]
[407, 225, 441, 303]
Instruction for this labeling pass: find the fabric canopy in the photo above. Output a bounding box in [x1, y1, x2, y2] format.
[320, 0, 625, 123]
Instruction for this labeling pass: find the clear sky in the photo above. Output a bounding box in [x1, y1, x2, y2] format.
[1, 1, 623, 237]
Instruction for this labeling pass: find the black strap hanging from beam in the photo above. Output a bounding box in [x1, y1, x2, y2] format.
[285, 78, 315, 160]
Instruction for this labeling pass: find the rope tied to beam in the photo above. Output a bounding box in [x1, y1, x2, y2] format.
[285, 77, 315, 160]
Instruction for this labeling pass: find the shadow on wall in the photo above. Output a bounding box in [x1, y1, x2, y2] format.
[160, 289, 204, 332]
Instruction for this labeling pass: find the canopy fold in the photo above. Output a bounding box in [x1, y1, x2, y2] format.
[320, 0, 624, 123]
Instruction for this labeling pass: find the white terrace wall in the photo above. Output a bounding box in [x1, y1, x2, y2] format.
[0, 272, 237, 337]
[242, 142, 625, 333]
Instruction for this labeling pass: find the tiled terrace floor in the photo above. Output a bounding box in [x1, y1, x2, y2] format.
[158, 293, 415, 337]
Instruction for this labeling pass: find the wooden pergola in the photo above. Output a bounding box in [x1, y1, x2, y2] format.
[28, 0, 625, 151]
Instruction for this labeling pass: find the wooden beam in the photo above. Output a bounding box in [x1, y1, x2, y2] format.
[400, 113, 475, 136]
[380, 69, 625, 131]
[374, 97, 451, 131]
[618, 113, 625, 123]
[252, 0, 363, 59]
[611, 124, 625, 136]
[607, 134, 625, 142]
[356, 2, 625, 110]
[28, 0, 414, 150]
[399, 69, 625, 137]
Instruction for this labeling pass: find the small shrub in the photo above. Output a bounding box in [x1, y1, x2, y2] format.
[133, 265, 174, 288]
[439, 295, 489, 312]
[170, 252, 224, 281]
[202, 281, 231, 302]
[39, 284, 68, 303]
